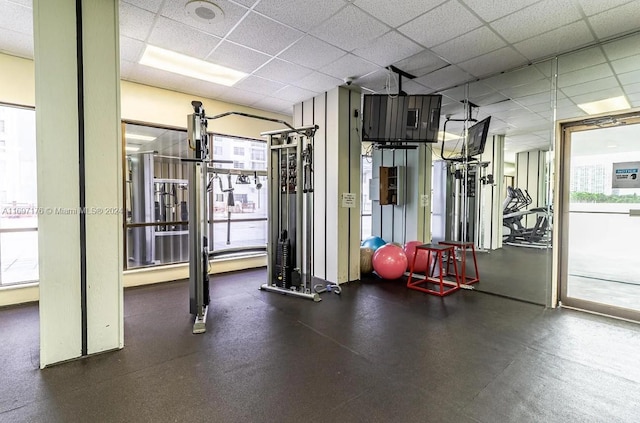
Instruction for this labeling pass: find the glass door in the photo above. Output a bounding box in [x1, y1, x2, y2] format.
[560, 114, 640, 321]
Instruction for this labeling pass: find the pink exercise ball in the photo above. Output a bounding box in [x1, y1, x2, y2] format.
[403, 241, 431, 273]
[372, 244, 408, 280]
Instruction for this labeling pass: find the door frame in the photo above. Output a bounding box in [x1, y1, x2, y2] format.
[556, 111, 640, 321]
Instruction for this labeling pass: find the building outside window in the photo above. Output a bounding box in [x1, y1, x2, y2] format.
[0, 104, 38, 286]
[233, 146, 244, 156]
[361, 155, 373, 240]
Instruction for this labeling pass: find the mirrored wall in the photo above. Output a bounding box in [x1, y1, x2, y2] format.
[431, 31, 640, 307]
[124, 122, 268, 270]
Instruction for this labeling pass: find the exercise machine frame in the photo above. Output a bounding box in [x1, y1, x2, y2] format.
[186, 101, 329, 333]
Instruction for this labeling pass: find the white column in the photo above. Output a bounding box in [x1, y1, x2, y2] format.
[294, 87, 361, 284]
[34, 0, 123, 367]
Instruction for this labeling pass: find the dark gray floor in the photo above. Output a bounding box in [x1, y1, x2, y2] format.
[474, 245, 552, 305]
[1, 268, 640, 423]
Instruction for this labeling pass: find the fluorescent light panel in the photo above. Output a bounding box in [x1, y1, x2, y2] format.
[126, 145, 140, 152]
[139, 45, 247, 86]
[577, 96, 630, 115]
[126, 133, 156, 142]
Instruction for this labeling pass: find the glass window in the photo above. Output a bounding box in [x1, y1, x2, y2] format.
[361, 154, 373, 240]
[0, 104, 38, 286]
[123, 123, 269, 269]
[251, 149, 265, 161]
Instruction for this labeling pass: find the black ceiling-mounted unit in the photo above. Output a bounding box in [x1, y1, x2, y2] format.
[362, 94, 442, 144]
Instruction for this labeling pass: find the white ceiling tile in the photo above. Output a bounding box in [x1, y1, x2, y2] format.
[128, 63, 198, 94]
[227, 12, 303, 55]
[119, 2, 156, 41]
[355, 69, 394, 93]
[623, 82, 640, 95]
[501, 79, 552, 98]
[293, 72, 343, 93]
[4, 0, 30, 7]
[254, 59, 313, 84]
[353, 0, 447, 27]
[481, 98, 527, 115]
[483, 65, 546, 90]
[120, 60, 135, 79]
[516, 92, 554, 107]
[272, 86, 317, 103]
[148, 17, 222, 59]
[441, 81, 496, 100]
[414, 65, 472, 90]
[459, 0, 541, 22]
[535, 60, 555, 77]
[588, 1, 640, 39]
[458, 47, 527, 78]
[392, 51, 449, 78]
[180, 78, 228, 99]
[570, 86, 625, 104]
[0, 28, 33, 59]
[119, 36, 145, 63]
[627, 92, 640, 107]
[227, 0, 257, 7]
[254, 0, 346, 32]
[560, 76, 619, 97]
[310, 5, 389, 52]
[558, 63, 614, 88]
[400, 79, 432, 95]
[618, 69, 640, 85]
[576, 0, 637, 16]
[215, 86, 267, 106]
[611, 54, 640, 75]
[160, 0, 248, 38]
[0, 0, 31, 35]
[398, 0, 483, 48]
[527, 101, 554, 113]
[431, 26, 506, 64]
[601, 33, 640, 61]
[490, 0, 582, 43]
[233, 75, 287, 96]
[320, 54, 380, 80]
[513, 20, 594, 61]
[555, 105, 586, 119]
[207, 41, 271, 73]
[278, 36, 346, 70]
[473, 92, 511, 107]
[352, 31, 423, 67]
[122, 0, 163, 13]
[251, 97, 294, 114]
[557, 46, 607, 74]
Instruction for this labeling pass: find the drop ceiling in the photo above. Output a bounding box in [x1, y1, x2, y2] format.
[1, 0, 640, 160]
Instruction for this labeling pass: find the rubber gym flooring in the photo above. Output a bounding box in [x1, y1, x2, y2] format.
[1, 268, 639, 422]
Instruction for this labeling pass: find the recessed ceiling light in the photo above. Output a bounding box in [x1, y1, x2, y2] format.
[126, 133, 156, 142]
[577, 96, 630, 115]
[139, 45, 247, 86]
[185, 1, 224, 25]
[608, 145, 617, 148]
[126, 145, 140, 152]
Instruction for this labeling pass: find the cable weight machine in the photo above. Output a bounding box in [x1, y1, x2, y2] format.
[186, 101, 332, 333]
[259, 126, 340, 301]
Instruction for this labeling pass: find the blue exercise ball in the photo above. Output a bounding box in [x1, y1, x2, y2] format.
[361, 236, 386, 252]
